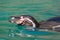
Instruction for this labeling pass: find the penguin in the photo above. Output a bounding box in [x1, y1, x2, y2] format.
[9, 15, 60, 32]
[9, 15, 39, 30]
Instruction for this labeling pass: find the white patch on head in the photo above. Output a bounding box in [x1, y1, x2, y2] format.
[11, 17, 15, 20]
[21, 16, 23, 19]
[20, 16, 25, 21]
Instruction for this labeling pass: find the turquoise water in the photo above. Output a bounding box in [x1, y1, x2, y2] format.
[0, 0, 60, 40]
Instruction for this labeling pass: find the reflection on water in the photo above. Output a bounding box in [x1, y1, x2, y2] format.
[8, 25, 60, 39]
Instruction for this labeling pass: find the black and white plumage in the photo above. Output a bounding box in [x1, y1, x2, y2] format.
[9, 15, 60, 32]
[9, 15, 39, 29]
